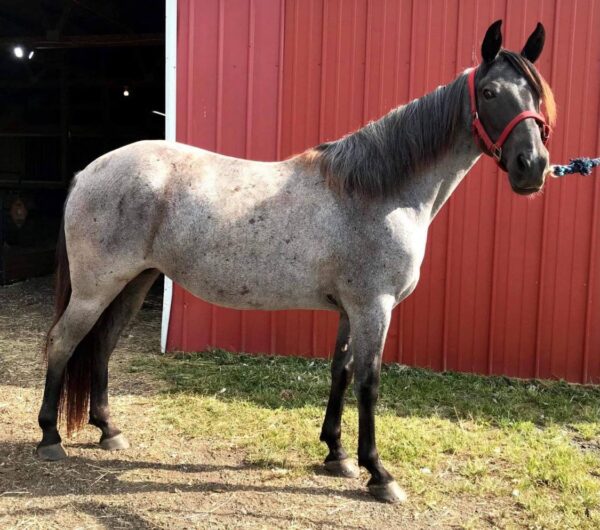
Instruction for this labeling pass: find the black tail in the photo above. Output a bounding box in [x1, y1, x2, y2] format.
[45, 222, 118, 435]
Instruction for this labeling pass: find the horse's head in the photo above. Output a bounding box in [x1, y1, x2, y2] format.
[473, 20, 556, 195]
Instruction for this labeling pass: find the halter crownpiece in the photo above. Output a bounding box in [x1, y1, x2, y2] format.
[467, 66, 551, 167]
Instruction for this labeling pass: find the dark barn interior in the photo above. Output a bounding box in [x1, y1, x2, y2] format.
[0, 0, 165, 284]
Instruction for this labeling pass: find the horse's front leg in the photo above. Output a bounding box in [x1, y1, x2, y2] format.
[320, 311, 359, 478]
[349, 298, 407, 503]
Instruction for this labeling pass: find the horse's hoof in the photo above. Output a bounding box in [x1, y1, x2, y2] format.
[99, 433, 130, 451]
[324, 458, 360, 478]
[36, 442, 67, 461]
[368, 481, 407, 503]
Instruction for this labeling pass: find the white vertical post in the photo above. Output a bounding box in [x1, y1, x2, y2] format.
[161, 0, 177, 353]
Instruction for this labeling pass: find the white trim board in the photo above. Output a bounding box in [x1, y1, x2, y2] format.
[160, 0, 177, 353]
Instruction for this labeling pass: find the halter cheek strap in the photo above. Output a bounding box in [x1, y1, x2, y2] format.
[467, 67, 551, 166]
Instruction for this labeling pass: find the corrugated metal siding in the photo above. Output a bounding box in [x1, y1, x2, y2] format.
[169, 0, 600, 383]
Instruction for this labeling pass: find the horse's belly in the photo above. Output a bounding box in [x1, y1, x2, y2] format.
[169, 265, 331, 311]
[158, 233, 335, 311]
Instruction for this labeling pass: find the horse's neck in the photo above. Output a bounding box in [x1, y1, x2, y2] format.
[403, 126, 481, 224]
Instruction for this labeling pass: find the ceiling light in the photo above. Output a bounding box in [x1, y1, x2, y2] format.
[13, 46, 24, 59]
[28, 50, 34, 59]
[123, 88, 130, 97]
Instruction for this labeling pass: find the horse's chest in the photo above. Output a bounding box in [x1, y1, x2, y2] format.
[373, 220, 428, 302]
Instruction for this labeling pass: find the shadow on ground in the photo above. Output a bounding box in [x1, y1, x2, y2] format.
[0, 441, 376, 504]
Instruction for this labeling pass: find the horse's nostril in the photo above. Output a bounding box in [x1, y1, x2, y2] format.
[517, 153, 531, 171]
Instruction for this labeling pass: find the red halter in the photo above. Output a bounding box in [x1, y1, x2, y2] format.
[467, 66, 551, 166]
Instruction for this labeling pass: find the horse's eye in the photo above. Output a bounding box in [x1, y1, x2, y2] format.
[483, 89, 495, 100]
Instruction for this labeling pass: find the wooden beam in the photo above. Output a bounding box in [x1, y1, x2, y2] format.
[0, 33, 164, 48]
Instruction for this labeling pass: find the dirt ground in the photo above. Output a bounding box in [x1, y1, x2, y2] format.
[0, 276, 475, 530]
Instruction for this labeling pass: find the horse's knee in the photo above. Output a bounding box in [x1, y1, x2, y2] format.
[354, 377, 380, 404]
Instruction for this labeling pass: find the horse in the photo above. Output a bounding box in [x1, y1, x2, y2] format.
[36, 20, 556, 503]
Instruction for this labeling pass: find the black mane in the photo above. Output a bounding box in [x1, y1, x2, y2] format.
[312, 73, 469, 198]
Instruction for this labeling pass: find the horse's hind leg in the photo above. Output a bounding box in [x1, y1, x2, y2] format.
[88, 269, 160, 450]
[37, 286, 124, 460]
[319, 312, 359, 478]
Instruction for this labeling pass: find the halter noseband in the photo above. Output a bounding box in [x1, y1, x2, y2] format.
[467, 66, 551, 167]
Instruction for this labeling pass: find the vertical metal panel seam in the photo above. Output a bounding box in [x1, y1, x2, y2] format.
[568, 0, 592, 379]
[563, 1, 582, 375]
[348, 0, 359, 127]
[304, 0, 316, 148]
[582, 120, 600, 382]
[318, 0, 329, 143]
[393, 0, 404, 363]
[182, 0, 196, 351]
[458, 2, 483, 370]
[548, 2, 577, 377]
[462, 3, 483, 372]
[414, 0, 433, 366]
[311, 0, 320, 355]
[500, 171, 514, 375]
[429, 0, 448, 366]
[533, 0, 560, 377]
[442, 0, 463, 371]
[399, 0, 418, 364]
[186, 0, 195, 146]
[516, 0, 532, 371]
[272, 0, 285, 354]
[241, 0, 256, 353]
[216, 0, 225, 152]
[379, 0, 387, 120]
[211, 0, 226, 346]
[582, 193, 600, 379]
[333, 1, 342, 137]
[391, 0, 401, 102]
[485, 0, 500, 376]
[581, 0, 599, 383]
[276, 0, 285, 161]
[362, 0, 372, 123]
[407, 0, 417, 99]
[289, 0, 299, 151]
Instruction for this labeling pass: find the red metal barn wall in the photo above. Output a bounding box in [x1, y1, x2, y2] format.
[168, 0, 600, 384]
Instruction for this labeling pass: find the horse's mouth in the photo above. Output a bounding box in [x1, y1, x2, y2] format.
[512, 185, 542, 196]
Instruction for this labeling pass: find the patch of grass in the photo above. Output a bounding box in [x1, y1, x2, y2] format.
[131, 350, 600, 529]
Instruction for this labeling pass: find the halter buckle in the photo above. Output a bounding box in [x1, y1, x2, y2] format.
[491, 145, 502, 162]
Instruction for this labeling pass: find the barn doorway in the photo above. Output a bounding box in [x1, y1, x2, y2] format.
[0, 0, 165, 284]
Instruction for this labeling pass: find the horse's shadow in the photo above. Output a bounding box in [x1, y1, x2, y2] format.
[0, 441, 381, 505]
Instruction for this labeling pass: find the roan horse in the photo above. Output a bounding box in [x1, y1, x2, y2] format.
[37, 20, 556, 502]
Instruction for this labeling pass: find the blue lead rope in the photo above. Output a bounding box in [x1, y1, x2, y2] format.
[553, 157, 600, 177]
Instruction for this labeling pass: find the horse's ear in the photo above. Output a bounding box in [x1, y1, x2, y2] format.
[481, 20, 503, 63]
[521, 22, 545, 63]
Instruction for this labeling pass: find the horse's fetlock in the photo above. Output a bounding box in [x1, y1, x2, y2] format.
[320, 425, 341, 443]
[358, 448, 379, 467]
[88, 414, 107, 429]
